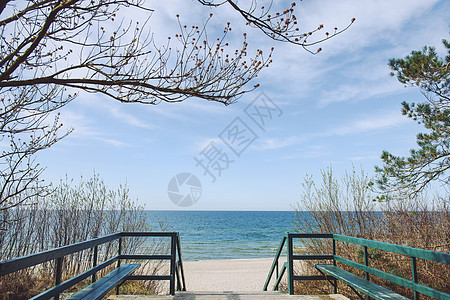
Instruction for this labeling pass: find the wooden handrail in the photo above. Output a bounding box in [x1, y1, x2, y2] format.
[264, 232, 449, 298]
[0, 231, 186, 299]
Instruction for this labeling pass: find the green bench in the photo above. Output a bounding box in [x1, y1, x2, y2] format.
[315, 264, 408, 300]
[68, 263, 140, 300]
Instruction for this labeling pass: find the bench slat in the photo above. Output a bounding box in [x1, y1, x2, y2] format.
[316, 264, 409, 300]
[68, 263, 140, 300]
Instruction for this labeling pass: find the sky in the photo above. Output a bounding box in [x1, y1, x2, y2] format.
[37, 0, 450, 211]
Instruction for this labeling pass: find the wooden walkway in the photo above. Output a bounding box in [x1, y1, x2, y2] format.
[109, 291, 349, 299]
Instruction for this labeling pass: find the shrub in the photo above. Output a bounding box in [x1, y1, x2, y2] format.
[0, 173, 166, 299]
[293, 166, 449, 299]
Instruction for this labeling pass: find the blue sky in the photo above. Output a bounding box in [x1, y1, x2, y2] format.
[37, 0, 450, 210]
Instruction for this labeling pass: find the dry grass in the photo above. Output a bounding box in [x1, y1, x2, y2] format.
[293, 167, 449, 299]
[0, 174, 167, 299]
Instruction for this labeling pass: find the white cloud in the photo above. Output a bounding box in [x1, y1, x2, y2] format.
[257, 0, 448, 107]
[256, 136, 304, 150]
[322, 111, 410, 137]
[283, 145, 331, 160]
[107, 106, 155, 129]
[194, 137, 225, 153]
[250, 110, 412, 154]
[97, 137, 128, 148]
[319, 80, 401, 107]
[57, 110, 100, 138]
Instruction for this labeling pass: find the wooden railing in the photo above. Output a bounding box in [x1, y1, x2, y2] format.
[0, 231, 186, 299]
[264, 233, 449, 299]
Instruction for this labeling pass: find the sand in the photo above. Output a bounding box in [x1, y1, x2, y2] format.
[110, 258, 350, 299]
[180, 257, 287, 291]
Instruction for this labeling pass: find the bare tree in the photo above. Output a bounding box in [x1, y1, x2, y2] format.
[0, 0, 354, 211]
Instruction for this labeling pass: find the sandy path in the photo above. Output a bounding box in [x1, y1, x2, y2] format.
[180, 257, 286, 291]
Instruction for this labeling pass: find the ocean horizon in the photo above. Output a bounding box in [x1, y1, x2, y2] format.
[144, 210, 300, 261]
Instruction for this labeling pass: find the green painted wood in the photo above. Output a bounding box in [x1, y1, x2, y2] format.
[273, 262, 287, 291]
[293, 255, 334, 261]
[289, 233, 333, 239]
[411, 257, 418, 300]
[287, 234, 294, 295]
[0, 233, 120, 276]
[334, 256, 450, 300]
[30, 257, 119, 300]
[169, 234, 177, 295]
[316, 264, 409, 300]
[119, 254, 172, 260]
[2, 232, 185, 299]
[332, 239, 337, 294]
[263, 234, 287, 291]
[333, 234, 450, 264]
[176, 236, 187, 291]
[68, 263, 140, 300]
[265, 233, 449, 300]
[120, 232, 178, 238]
[128, 275, 172, 281]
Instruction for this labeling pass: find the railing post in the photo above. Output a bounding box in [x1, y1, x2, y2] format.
[175, 262, 181, 291]
[117, 237, 122, 267]
[363, 246, 369, 280]
[116, 236, 122, 295]
[275, 260, 279, 284]
[411, 256, 419, 300]
[287, 233, 294, 295]
[92, 245, 98, 283]
[263, 234, 286, 291]
[364, 246, 369, 300]
[170, 233, 177, 295]
[332, 237, 337, 294]
[176, 234, 186, 291]
[54, 256, 63, 300]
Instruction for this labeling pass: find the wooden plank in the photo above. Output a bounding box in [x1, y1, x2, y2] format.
[263, 235, 287, 291]
[289, 233, 333, 239]
[176, 236, 187, 291]
[120, 232, 178, 237]
[127, 275, 171, 281]
[293, 255, 334, 261]
[273, 262, 287, 291]
[68, 263, 140, 300]
[30, 257, 119, 300]
[333, 234, 450, 264]
[0, 233, 120, 276]
[287, 234, 294, 295]
[334, 256, 450, 300]
[120, 254, 172, 260]
[316, 264, 409, 300]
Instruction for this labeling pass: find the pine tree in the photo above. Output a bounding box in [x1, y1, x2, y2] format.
[376, 39, 449, 199]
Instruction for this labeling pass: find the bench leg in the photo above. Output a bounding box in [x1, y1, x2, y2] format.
[317, 269, 338, 295]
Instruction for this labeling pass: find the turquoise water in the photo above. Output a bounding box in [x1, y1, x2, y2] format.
[144, 211, 300, 261]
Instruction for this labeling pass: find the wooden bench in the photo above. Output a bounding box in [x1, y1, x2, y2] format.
[315, 264, 408, 300]
[68, 263, 140, 300]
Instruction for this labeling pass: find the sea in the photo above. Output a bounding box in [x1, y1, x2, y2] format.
[144, 210, 300, 261]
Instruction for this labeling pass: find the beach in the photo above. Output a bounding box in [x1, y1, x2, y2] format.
[181, 257, 287, 291]
[111, 257, 349, 299]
